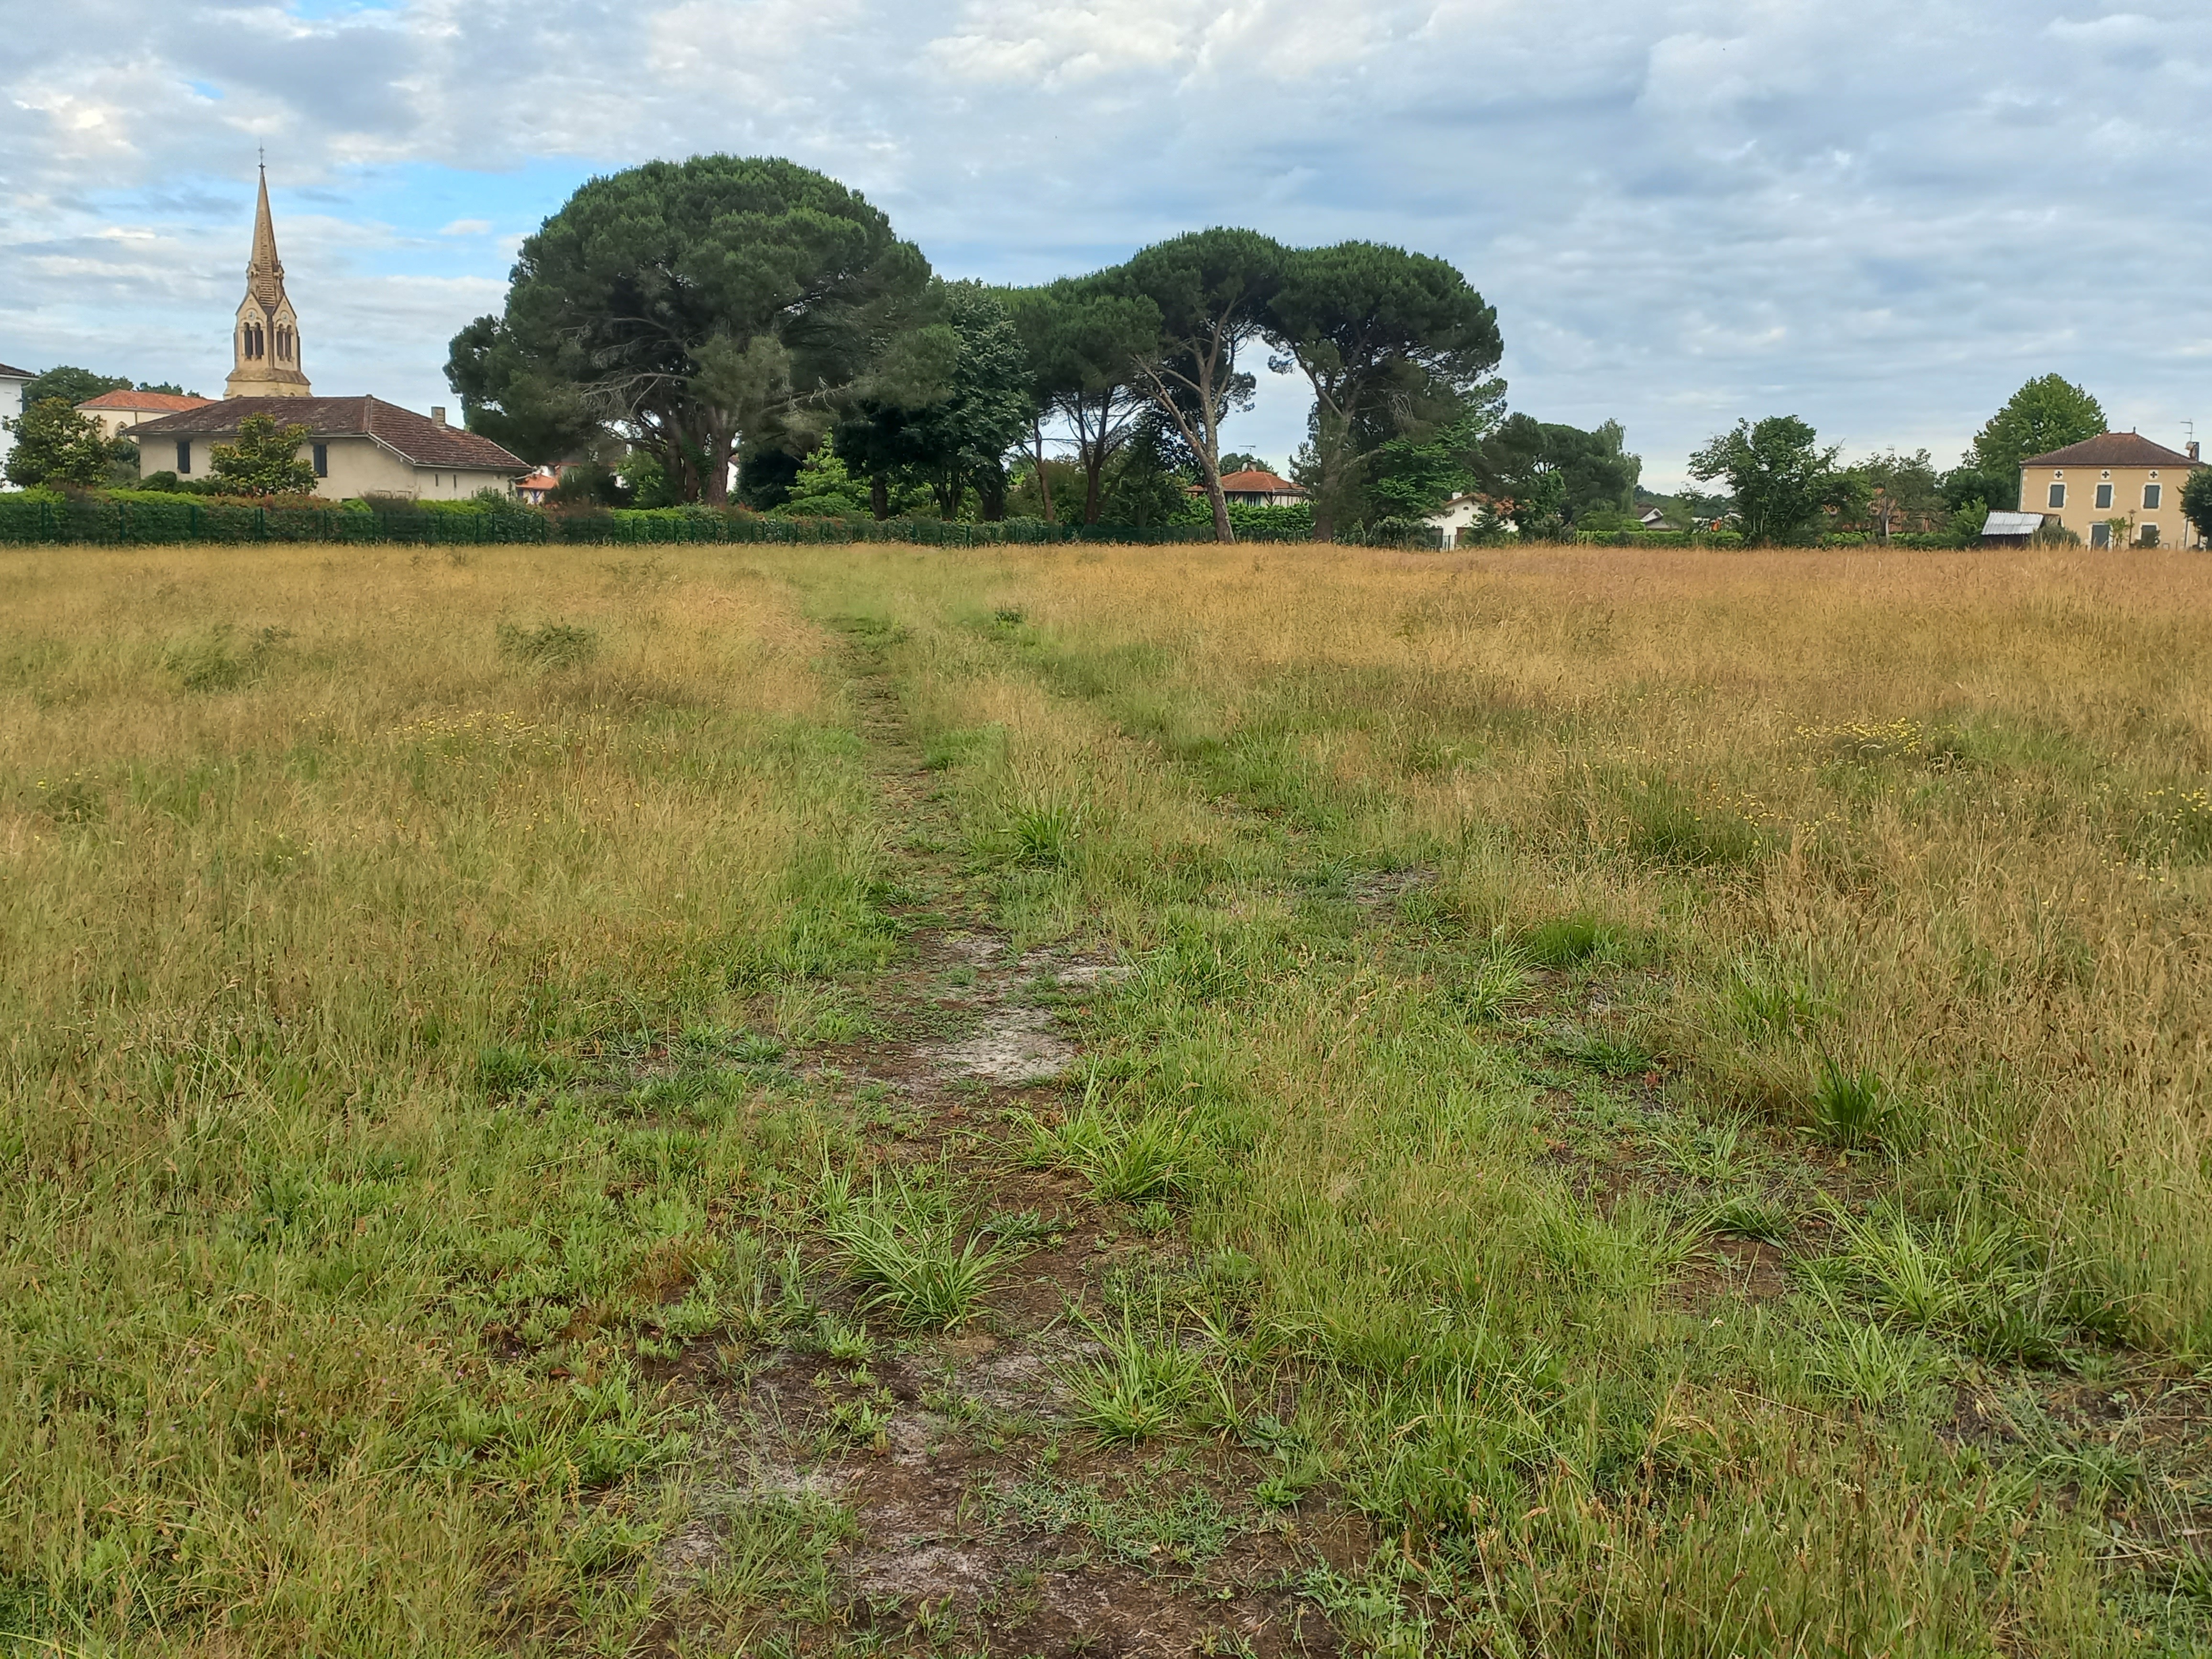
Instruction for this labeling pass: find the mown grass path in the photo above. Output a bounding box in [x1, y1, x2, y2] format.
[651, 615, 1364, 1653]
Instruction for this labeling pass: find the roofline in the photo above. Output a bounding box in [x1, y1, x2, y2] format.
[131, 395, 524, 471]
[2019, 441, 2199, 467]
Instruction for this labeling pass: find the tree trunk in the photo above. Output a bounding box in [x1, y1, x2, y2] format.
[701, 429, 732, 506]
[1081, 394, 1106, 524]
[871, 471, 888, 520]
[1202, 469, 1233, 542]
[1032, 419, 1056, 524]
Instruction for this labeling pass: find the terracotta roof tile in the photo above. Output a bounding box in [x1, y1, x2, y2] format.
[129, 396, 525, 473]
[2021, 432, 2199, 469]
[77, 390, 216, 412]
[1217, 468, 1306, 494]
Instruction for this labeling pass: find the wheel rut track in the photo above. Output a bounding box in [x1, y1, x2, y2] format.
[653, 625, 1353, 1657]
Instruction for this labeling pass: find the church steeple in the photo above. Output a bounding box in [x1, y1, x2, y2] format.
[226, 162, 311, 398]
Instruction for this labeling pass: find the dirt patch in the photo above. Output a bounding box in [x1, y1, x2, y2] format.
[922, 1003, 1075, 1084]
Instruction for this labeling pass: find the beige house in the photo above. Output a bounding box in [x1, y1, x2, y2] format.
[76, 389, 215, 440]
[132, 396, 524, 499]
[2019, 432, 2204, 548]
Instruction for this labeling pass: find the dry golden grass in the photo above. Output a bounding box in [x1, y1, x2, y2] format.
[937, 541, 2212, 1350]
[0, 543, 887, 1651]
[10, 533, 2212, 1653]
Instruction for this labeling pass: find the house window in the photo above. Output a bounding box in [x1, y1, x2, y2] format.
[2144, 483, 2162, 509]
[2090, 522, 2112, 548]
[176, 440, 191, 474]
[2141, 524, 2160, 547]
[311, 443, 328, 477]
[2047, 482, 2065, 509]
[2094, 482, 2114, 510]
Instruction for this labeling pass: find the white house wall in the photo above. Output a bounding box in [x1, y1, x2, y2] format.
[0, 376, 26, 482]
[142, 435, 515, 500]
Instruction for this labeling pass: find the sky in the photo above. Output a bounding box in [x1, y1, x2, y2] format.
[3, 0, 2207, 488]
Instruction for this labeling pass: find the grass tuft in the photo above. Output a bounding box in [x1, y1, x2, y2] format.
[1063, 1313, 1208, 1443]
[820, 1165, 1009, 1330]
[496, 619, 599, 668]
[1813, 1056, 1889, 1147]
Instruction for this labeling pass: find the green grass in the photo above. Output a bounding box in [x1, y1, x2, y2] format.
[819, 1163, 1010, 1330]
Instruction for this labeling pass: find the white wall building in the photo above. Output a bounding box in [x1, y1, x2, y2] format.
[0, 361, 32, 484]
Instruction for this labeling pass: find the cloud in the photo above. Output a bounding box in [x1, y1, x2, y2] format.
[2, 0, 2209, 477]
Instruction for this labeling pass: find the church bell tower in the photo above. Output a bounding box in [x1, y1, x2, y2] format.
[225, 163, 311, 398]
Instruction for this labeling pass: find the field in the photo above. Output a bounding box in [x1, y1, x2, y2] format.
[3, 537, 2211, 1657]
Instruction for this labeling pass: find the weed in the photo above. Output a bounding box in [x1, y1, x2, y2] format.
[1699, 1192, 1795, 1243]
[1727, 959, 1827, 1038]
[1021, 1103, 1194, 1203]
[1543, 1023, 1655, 1077]
[1449, 944, 1530, 1020]
[476, 1042, 575, 1099]
[981, 1207, 1066, 1247]
[993, 1474, 1233, 1568]
[1811, 1202, 2093, 1361]
[814, 1315, 875, 1363]
[1807, 1319, 1949, 1408]
[1518, 914, 1614, 968]
[819, 1390, 897, 1455]
[164, 623, 289, 691]
[1138, 923, 1252, 1001]
[1653, 1115, 1750, 1182]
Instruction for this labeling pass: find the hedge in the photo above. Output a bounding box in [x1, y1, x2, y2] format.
[0, 494, 1333, 549]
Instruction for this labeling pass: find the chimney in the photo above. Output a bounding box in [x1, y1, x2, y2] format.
[431, 405, 447, 427]
[2192, 441, 2202, 463]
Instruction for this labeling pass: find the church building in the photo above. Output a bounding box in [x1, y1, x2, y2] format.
[133, 166, 524, 500]
[227, 166, 311, 399]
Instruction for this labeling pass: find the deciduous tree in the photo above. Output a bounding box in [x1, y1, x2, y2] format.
[211, 414, 317, 497]
[1966, 375, 2105, 509]
[2182, 466, 2212, 546]
[21, 366, 130, 409]
[834, 281, 1028, 519]
[447, 155, 939, 504]
[1470, 415, 1639, 533]
[1263, 242, 1502, 540]
[1688, 416, 1854, 544]
[1851, 449, 1943, 539]
[3, 398, 111, 487]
